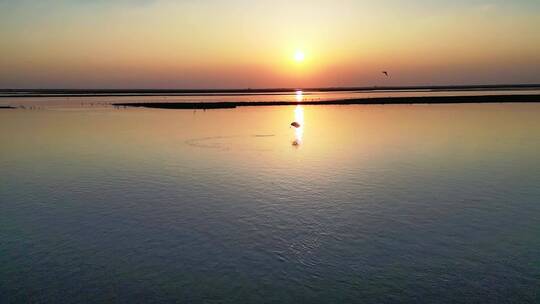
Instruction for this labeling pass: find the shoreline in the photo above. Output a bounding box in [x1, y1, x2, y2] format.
[1, 84, 540, 98]
[114, 94, 540, 109]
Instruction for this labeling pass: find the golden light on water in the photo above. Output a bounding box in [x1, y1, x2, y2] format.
[293, 105, 304, 146]
[295, 90, 303, 102]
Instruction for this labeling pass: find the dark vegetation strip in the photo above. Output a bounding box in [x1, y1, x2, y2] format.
[114, 94, 540, 110]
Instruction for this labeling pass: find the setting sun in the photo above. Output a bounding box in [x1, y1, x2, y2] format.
[1, 1, 540, 302]
[294, 50, 305, 62]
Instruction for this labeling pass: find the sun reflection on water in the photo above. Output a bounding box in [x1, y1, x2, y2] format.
[296, 90, 303, 102]
[293, 105, 304, 146]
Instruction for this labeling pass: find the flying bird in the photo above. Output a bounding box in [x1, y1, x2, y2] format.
[382, 71, 389, 77]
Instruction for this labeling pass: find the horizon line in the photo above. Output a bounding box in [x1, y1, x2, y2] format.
[1, 83, 540, 93]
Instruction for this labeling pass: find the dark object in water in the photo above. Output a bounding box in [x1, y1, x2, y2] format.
[291, 122, 301, 128]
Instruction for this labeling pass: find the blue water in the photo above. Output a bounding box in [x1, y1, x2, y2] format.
[1, 103, 540, 303]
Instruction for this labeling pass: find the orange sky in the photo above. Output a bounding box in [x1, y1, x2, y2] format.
[0, 0, 539, 88]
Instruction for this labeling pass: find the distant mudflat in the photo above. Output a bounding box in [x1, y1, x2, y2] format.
[115, 94, 540, 109]
[2, 84, 540, 98]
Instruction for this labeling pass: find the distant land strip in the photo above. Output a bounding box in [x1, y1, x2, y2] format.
[1, 84, 540, 97]
[0, 106, 15, 109]
[114, 94, 540, 109]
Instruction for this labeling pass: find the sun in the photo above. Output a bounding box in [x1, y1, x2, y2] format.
[294, 50, 305, 62]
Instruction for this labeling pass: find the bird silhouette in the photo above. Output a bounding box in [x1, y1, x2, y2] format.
[382, 71, 389, 77]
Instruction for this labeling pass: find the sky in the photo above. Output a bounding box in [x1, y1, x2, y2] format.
[0, 0, 539, 89]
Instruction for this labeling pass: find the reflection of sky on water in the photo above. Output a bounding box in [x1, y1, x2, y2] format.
[5, 89, 540, 109]
[1, 104, 540, 303]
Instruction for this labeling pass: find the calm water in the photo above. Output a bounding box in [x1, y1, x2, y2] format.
[1, 100, 540, 303]
[2, 89, 540, 109]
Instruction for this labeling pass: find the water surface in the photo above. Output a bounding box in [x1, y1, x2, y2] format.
[3, 89, 540, 109]
[1, 101, 540, 303]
